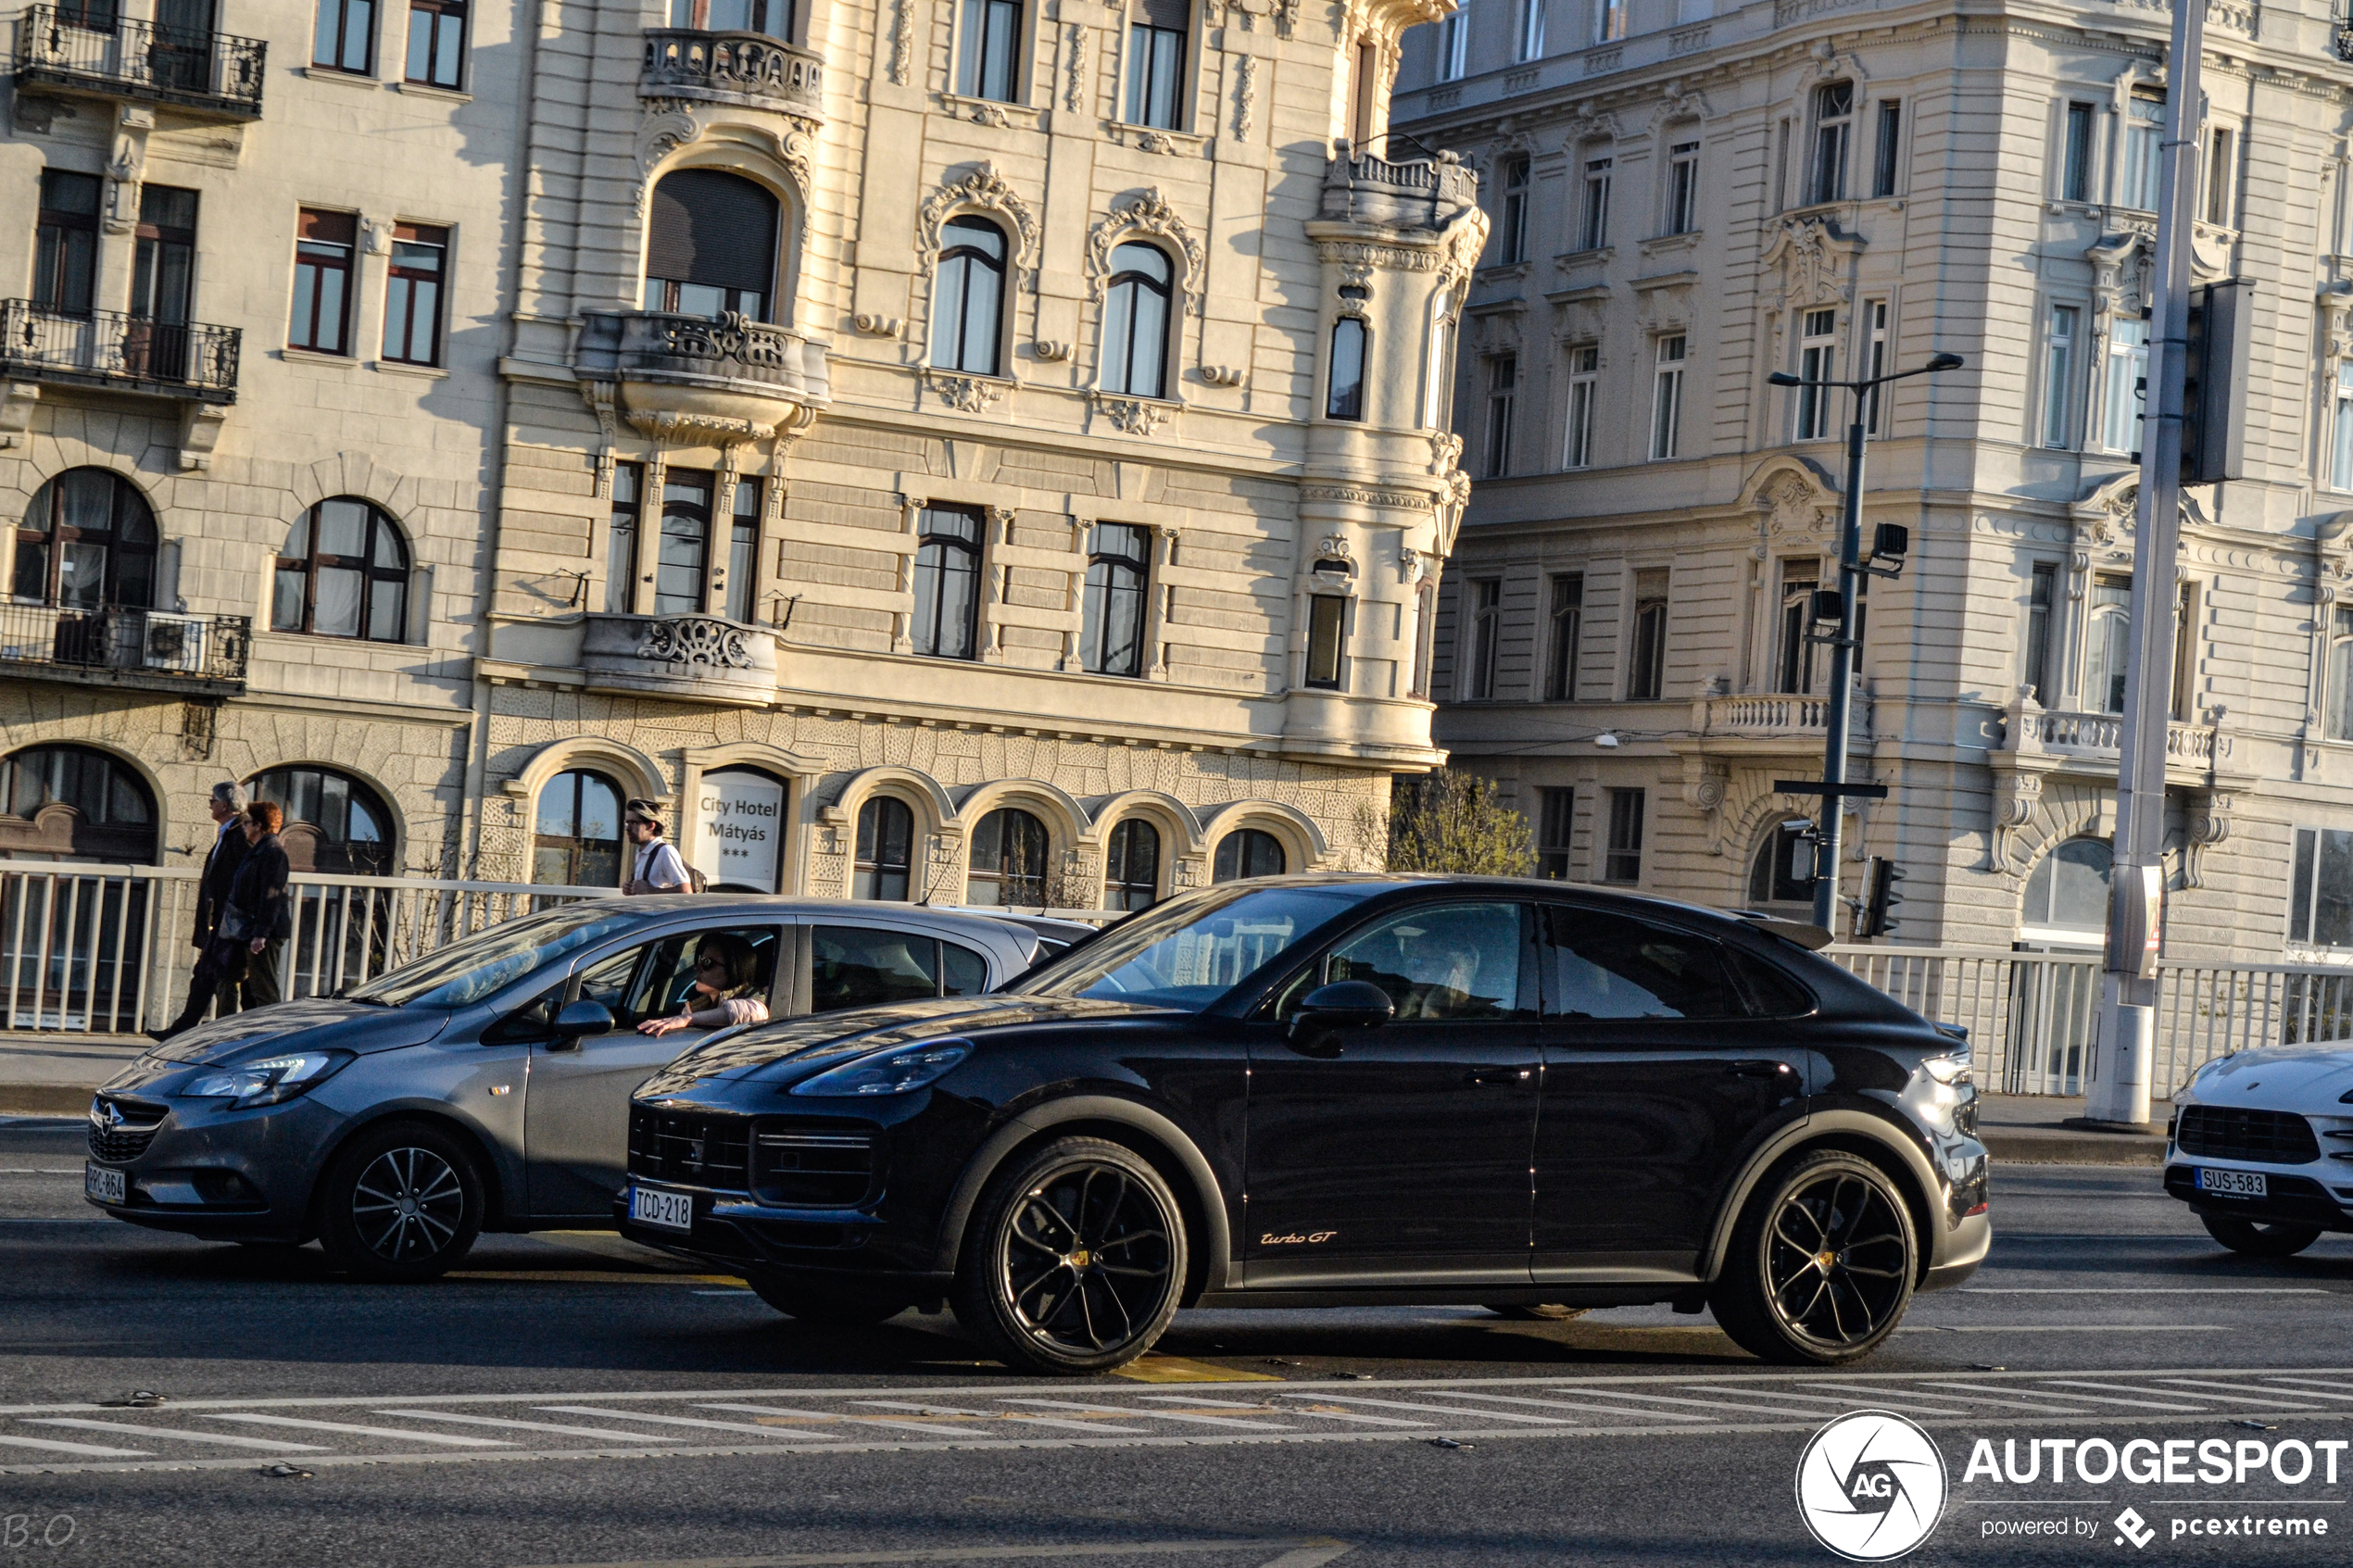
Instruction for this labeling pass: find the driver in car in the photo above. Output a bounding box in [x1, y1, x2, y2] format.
[637, 933, 772, 1036]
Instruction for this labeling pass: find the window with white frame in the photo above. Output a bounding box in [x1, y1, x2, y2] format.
[1870, 99, 1901, 197]
[1543, 571, 1582, 700]
[1591, 0, 1622, 44]
[2204, 125, 2234, 227]
[2120, 92, 2164, 210]
[1603, 787, 1643, 884]
[2328, 606, 2353, 742]
[2289, 825, 2353, 947]
[1464, 577, 1501, 699]
[2042, 303, 2078, 450]
[1484, 354, 1517, 476]
[1775, 558, 1819, 696]
[1649, 335, 1685, 460]
[1665, 140, 1699, 234]
[2333, 363, 2353, 492]
[1563, 343, 1599, 469]
[1579, 156, 1613, 251]
[1794, 307, 1837, 440]
[1809, 82, 1853, 205]
[1626, 568, 1667, 700]
[1435, 7, 1467, 81]
[1515, 0, 1543, 61]
[2024, 559, 2057, 705]
[1421, 291, 1454, 429]
[2083, 573, 2131, 714]
[2102, 317, 2148, 454]
[1861, 298, 1889, 436]
[1497, 155, 1530, 263]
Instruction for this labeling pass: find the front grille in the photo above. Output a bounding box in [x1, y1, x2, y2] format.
[2175, 1105, 2320, 1165]
[753, 1127, 877, 1207]
[87, 1096, 166, 1163]
[627, 1107, 751, 1189]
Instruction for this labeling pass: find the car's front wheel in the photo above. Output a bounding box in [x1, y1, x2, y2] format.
[2201, 1213, 2322, 1258]
[315, 1122, 484, 1282]
[951, 1135, 1187, 1375]
[1711, 1149, 1917, 1365]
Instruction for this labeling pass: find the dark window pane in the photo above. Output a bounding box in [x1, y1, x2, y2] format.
[1544, 908, 1743, 1020]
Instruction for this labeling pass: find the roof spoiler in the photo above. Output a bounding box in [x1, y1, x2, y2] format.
[1730, 910, 1835, 950]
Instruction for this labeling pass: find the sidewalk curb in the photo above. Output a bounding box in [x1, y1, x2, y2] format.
[0, 1085, 97, 1116]
[1982, 1129, 2166, 1166]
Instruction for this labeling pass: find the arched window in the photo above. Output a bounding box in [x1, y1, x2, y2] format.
[1746, 821, 1817, 907]
[1326, 315, 1367, 421]
[643, 169, 780, 321]
[966, 807, 1049, 906]
[248, 765, 395, 875]
[1101, 242, 1172, 399]
[1103, 817, 1160, 910]
[932, 216, 1006, 376]
[534, 769, 624, 886]
[1213, 827, 1284, 882]
[0, 745, 157, 862]
[15, 470, 157, 609]
[2020, 836, 2113, 940]
[912, 506, 982, 659]
[272, 497, 409, 642]
[852, 796, 914, 900]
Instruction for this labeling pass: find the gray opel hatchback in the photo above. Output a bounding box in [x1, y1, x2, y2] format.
[84, 897, 1044, 1280]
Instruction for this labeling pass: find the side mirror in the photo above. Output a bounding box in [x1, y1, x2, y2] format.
[1285, 980, 1395, 1049]
[547, 999, 615, 1051]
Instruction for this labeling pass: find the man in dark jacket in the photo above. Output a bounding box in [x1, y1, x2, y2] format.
[148, 781, 251, 1041]
[156, 801, 292, 1039]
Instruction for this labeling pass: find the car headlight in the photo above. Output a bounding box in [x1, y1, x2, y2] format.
[1921, 1052, 1972, 1087]
[789, 1040, 971, 1098]
[183, 1050, 353, 1109]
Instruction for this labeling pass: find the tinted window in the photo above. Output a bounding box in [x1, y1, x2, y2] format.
[352, 903, 638, 1009]
[812, 925, 943, 1012]
[943, 941, 988, 996]
[1726, 946, 1817, 1018]
[1542, 907, 1744, 1021]
[1327, 902, 1529, 1022]
[1026, 884, 1365, 1011]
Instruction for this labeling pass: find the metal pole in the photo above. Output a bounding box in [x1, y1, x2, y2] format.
[1812, 415, 1869, 933]
[2091, 0, 2203, 1126]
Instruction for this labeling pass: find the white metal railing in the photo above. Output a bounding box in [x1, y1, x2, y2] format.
[1824, 945, 2353, 1098]
[0, 861, 616, 1035]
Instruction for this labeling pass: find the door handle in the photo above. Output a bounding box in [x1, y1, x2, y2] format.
[1726, 1059, 1787, 1079]
[1467, 1067, 1535, 1085]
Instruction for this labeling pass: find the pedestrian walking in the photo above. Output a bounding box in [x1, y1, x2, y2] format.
[222, 801, 294, 1010]
[621, 799, 695, 895]
[147, 781, 251, 1042]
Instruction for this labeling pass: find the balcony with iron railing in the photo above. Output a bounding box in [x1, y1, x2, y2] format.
[1318, 133, 1481, 231]
[639, 28, 821, 117]
[0, 602, 248, 695]
[12, 4, 265, 119]
[0, 302, 240, 402]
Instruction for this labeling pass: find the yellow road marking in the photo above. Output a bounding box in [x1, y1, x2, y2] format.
[1110, 1356, 1283, 1384]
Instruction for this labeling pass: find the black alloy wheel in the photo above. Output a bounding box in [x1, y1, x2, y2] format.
[2201, 1213, 2322, 1258]
[1712, 1149, 1916, 1365]
[746, 1273, 911, 1325]
[952, 1135, 1187, 1374]
[316, 1121, 484, 1282]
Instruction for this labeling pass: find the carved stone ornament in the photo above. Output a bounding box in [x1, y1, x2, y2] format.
[1559, 103, 1620, 147]
[1761, 217, 1862, 310]
[1757, 470, 1832, 539]
[2181, 789, 2233, 890]
[920, 164, 1043, 291]
[925, 370, 1007, 413]
[2088, 227, 2159, 319]
[1651, 79, 1711, 132]
[633, 102, 701, 212]
[1682, 755, 1730, 814]
[1316, 532, 1355, 565]
[1087, 188, 1208, 317]
[1090, 394, 1173, 435]
[638, 615, 754, 669]
[1063, 23, 1086, 110]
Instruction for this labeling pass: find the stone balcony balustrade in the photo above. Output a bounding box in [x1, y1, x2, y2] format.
[639, 29, 821, 118]
[573, 309, 827, 446]
[579, 611, 776, 705]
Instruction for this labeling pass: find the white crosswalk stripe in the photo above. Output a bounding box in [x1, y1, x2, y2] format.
[203, 1413, 512, 1446]
[381, 1411, 714, 1444]
[0, 1432, 149, 1458]
[696, 1403, 973, 1437]
[25, 1419, 330, 1451]
[534, 1407, 836, 1439]
[1000, 1399, 1293, 1433]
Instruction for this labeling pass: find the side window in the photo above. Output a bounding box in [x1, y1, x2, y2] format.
[812, 925, 942, 1012]
[1325, 901, 1531, 1022]
[1725, 945, 1818, 1018]
[580, 927, 781, 1030]
[1542, 907, 1744, 1021]
[574, 946, 641, 1019]
[483, 984, 560, 1046]
[943, 941, 990, 996]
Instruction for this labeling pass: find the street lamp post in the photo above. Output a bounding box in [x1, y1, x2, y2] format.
[1767, 351, 1963, 934]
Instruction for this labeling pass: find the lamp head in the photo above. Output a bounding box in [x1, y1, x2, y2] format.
[1925, 352, 1965, 372]
[1767, 370, 1804, 387]
[1593, 733, 1621, 748]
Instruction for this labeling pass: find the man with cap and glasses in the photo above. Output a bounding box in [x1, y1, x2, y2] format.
[622, 799, 694, 896]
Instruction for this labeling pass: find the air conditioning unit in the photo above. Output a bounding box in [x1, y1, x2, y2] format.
[141, 613, 208, 672]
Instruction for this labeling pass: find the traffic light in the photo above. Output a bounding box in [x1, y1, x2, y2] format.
[1856, 856, 1905, 939]
[2182, 280, 2252, 486]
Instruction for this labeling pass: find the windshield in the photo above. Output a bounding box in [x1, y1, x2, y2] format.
[1017, 884, 1366, 1012]
[351, 901, 638, 1010]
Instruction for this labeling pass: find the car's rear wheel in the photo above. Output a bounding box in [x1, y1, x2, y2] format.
[2201, 1213, 2322, 1258]
[1483, 1304, 1589, 1321]
[745, 1273, 911, 1325]
[1711, 1149, 1916, 1365]
[951, 1136, 1187, 1375]
[316, 1122, 483, 1282]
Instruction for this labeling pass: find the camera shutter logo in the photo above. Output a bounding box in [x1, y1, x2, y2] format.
[1794, 1411, 1947, 1562]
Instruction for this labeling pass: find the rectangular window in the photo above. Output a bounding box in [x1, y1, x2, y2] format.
[1408, 579, 1436, 699]
[605, 462, 643, 614]
[1665, 140, 1699, 235]
[1774, 119, 1792, 213]
[1537, 786, 1575, 879]
[957, 0, 1021, 102]
[1871, 99, 1901, 197]
[2328, 606, 2353, 742]
[1591, 0, 1622, 44]
[2084, 573, 2132, 714]
[1795, 307, 1837, 440]
[1082, 521, 1152, 676]
[2289, 826, 2353, 948]
[1516, 0, 1544, 60]
[657, 469, 714, 616]
[1435, 10, 1466, 81]
[381, 221, 447, 367]
[2042, 304, 2078, 450]
[2334, 364, 2353, 492]
[1563, 344, 1599, 469]
[32, 170, 101, 318]
[1327, 315, 1366, 420]
[2171, 579, 2196, 722]
[1861, 298, 1889, 436]
[1777, 560, 1818, 695]
[1603, 787, 1643, 884]
[1484, 355, 1517, 477]
[1810, 81, 1853, 204]
[405, 0, 465, 87]
[1304, 594, 1346, 689]
[725, 479, 761, 622]
[2062, 102, 2095, 203]
[1649, 335, 1685, 460]
[1626, 567, 1667, 701]
[1126, 0, 1187, 130]
[1579, 157, 1612, 251]
[1543, 571, 1583, 699]
[2205, 126, 2233, 227]
[1498, 157, 1530, 264]
[2024, 560, 2056, 704]
[2121, 93, 2164, 210]
[289, 207, 358, 354]
[912, 506, 984, 659]
[1464, 578, 1501, 700]
[2103, 316, 2149, 454]
[313, 0, 376, 72]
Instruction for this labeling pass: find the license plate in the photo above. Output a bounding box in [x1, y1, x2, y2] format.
[84, 1163, 124, 1204]
[628, 1184, 694, 1233]
[2196, 1167, 2267, 1199]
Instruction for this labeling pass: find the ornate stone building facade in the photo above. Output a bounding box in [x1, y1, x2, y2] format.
[1397, 0, 2353, 962]
[0, 0, 1478, 904]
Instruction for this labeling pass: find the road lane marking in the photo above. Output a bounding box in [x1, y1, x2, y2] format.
[2155, 1379, 2353, 1404]
[1419, 1392, 1707, 1423]
[1961, 1287, 2334, 1294]
[1163, 1399, 1427, 1428]
[2262, 1376, 2353, 1395]
[1110, 1357, 1283, 1384]
[695, 1404, 974, 1437]
[386, 1411, 724, 1443]
[849, 1402, 992, 1416]
[1667, 1386, 1976, 1418]
[1914, 1383, 2133, 1413]
[999, 1399, 1292, 1433]
[2029, 1382, 2215, 1411]
[1272, 1394, 1575, 1425]
[204, 1413, 511, 1446]
[0, 1432, 150, 1457]
[1000, 1414, 1153, 1435]
[1532, 1387, 1856, 1421]
[22, 1420, 328, 1451]
[510, 1538, 1354, 1568]
[533, 1408, 837, 1440]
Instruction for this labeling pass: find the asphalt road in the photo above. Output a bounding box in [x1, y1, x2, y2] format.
[6, 1118, 2352, 1568]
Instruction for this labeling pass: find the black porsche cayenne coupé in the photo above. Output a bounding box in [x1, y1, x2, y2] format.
[619, 875, 1989, 1374]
